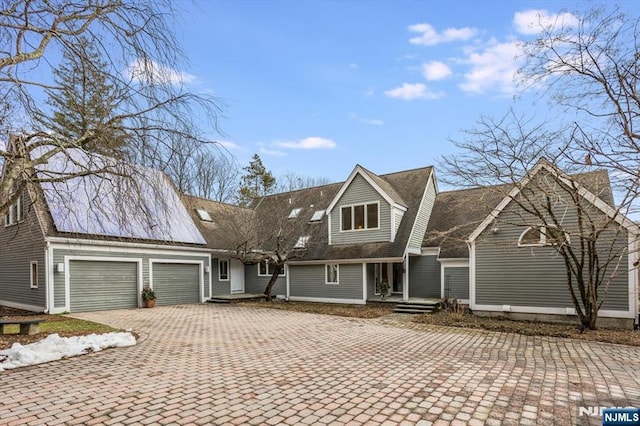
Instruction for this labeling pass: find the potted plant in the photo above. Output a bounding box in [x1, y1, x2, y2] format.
[141, 287, 156, 308]
[379, 280, 390, 299]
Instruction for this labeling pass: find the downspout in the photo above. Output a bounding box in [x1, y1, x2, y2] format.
[403, 255, 409, 302]
[285, 264, 290, 301]
[44, 241, 51, 314]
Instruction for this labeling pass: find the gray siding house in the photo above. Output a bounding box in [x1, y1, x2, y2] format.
[0, 148, 212, 314]
[187, 160, 638, 328]
[185, 165, 437, 304]
[3, 146, 638, 328]
[466, 161, 638, 327]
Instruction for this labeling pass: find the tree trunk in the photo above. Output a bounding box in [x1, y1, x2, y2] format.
[263, 267, 281, 302]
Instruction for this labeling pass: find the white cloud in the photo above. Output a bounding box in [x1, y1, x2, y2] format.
[274, 137, 336, 149]
[217, 140, 240, 150]
[422, 61, 452, 81]
[349, 63, 359, 69]
[409, 23, 477, 46]
[259, 147, 286, 156]
[514, 9, 580, 35]
[126, 58, 196, 85]
[384, 83, 444, 101]
[459, 41, 522, 95]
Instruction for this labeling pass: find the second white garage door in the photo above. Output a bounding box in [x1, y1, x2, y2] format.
[151, 262, 201, 306]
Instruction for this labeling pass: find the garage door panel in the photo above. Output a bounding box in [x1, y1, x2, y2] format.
[70, 260, 138, 312]
[152, 263, 200, 306]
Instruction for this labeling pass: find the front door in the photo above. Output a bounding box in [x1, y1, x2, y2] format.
[392, 263, 403, 293]
[230, 259, 245, 293]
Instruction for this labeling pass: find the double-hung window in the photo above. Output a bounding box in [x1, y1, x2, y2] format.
[326, 264, 339, 284]
[5, 194, 23, 226]
[218, 259, 229, 281]
[258, 260, 285, 276]
[30, 261, 38, 289]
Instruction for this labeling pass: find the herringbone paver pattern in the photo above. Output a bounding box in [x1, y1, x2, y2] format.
[1, 304, 639, 425]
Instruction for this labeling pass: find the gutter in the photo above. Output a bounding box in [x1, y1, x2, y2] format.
[46, 236, 213, 253]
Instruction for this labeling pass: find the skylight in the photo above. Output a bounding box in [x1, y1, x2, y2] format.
[196, 209, 213, 222]
[294, 235, 310, 249]
[288, 208, 302, 219]
[310, 210, 325, 222]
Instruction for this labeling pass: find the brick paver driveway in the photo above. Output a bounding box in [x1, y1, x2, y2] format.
[1, 304, 639, 425]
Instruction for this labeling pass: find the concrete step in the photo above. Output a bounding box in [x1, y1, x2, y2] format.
[393, 301, 437, 314]
[394, 308, 433, 314]
[207, 298, 231, 304]
[398, 304, 436, 309]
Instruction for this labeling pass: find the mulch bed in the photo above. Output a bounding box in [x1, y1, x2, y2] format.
[413, 311, 640, 347]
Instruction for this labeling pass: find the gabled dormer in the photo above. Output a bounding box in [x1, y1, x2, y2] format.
[326, 165, 407, 245]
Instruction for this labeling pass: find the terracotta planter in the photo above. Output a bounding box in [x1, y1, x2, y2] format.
[144, 298, 156, 308]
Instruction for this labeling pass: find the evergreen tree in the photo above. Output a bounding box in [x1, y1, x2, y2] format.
[238, 153, 276, 206]
[46, 37, 129, 154]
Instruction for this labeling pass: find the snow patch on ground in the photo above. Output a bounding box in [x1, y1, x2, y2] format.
[0, 332, 136, 371]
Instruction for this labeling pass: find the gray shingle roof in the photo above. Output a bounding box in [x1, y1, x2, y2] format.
[357, 164, 407, 207]
[181, 194, 254, 251]
[202, 166, 433, 261]
[424, 169, 615, 258]
[290, 166, 433, 261]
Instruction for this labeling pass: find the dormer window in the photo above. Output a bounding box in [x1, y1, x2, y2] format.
[294, 235, 310, 249]
[310, 210, 324, 222]
[195, 209, 212, 222]
[341, 202, 379, 231]
[288, 208, 302, 219]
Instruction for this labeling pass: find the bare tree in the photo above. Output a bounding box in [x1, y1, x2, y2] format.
[192, 151, 239, 203]
[0, 0, 222, 216]
[218, 189, 323, 301]
[277, 172, 331, 192]
[442, 111, 632, 329]
[519, 5, 640, 192]
[440, 5, 640, 329]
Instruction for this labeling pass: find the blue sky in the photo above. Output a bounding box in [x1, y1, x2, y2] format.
[171, 1, 635, 183]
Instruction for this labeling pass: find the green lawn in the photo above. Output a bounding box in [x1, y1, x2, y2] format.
[1, 315, 117, 349]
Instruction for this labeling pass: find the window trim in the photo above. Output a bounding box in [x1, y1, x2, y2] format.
[288, 208, 302, 219]
[543, 225, 571, 246]
[257, 260, 286, 277]
[30, 261, 38, 289]
[5, 194, 23, 227]
[310, 209, 325, 222]
[196, 209, 213, 222]
[518, 225, 570, 247]
[218, 259, 229, 281]
[294, 235, 310, 249]
[325, 264, 339, 285]
[339, 201, 380, 232]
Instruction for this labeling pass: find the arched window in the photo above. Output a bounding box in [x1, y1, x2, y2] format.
[518, 225, 570, 247]
[518, 226, 543, 247]
[542, 226, 570, 246]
